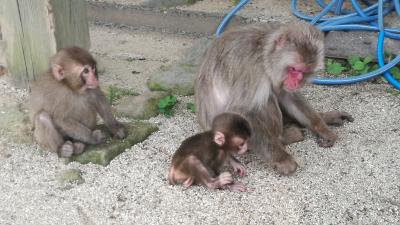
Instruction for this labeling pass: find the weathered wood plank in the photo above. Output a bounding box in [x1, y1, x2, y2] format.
[51, 0, 90, 49]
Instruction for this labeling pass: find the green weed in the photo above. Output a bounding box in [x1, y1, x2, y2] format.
[106, 85, 138, 105]
[158, 95, 178, 117]
[326, 58, 346, 75]
[186, 102, 196, 113]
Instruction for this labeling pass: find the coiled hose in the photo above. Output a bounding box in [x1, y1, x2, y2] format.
[215, 0, 400, 89]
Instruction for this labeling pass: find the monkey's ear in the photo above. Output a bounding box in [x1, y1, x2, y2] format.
[51, 64, 64, 81]
[214, 131, 225, 146]
[275, 33, 286, 50]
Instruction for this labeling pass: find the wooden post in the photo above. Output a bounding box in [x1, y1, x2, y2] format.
[0, 0, 90, 88]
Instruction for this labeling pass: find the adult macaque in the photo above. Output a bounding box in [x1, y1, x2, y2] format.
[168, 112, 251, 192]
[195, 22, 353, 175]
[29, 46, 126, 157]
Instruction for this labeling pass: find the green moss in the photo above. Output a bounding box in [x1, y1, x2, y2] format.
[147, 80, 169, 92]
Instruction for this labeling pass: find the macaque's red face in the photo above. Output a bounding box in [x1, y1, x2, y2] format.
[283, 64, 311, 92]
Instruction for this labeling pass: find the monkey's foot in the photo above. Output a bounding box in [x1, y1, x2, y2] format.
[60, 141, 74, 158]
[272, 156, 298, 175]
[316, 131, 337, 148]
[73, 142, 86, 154]
[321, 111, 354, 126]
[216, 172, 234, 187]
[282, 126, 305, 145]
[183, 177, 194, 188]
[227, 182, 246, 192]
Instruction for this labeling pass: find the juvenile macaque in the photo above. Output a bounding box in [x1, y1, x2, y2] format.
[168, 112, 251, 192]
[195, 22, 353, 175]
[29, 46, 126, 157]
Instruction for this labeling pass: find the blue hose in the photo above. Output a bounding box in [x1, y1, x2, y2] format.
[215, 0, 400, 90]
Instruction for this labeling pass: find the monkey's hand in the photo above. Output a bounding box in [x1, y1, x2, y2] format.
[316, 131, 337, 148]
[92, 129, 107, 144]
[321, 111, 354, 127]
[113, 125, 127, 139]
[107, 122, 126, 139]
[227, 182, 246, 192]
[230, 160, 246, 177]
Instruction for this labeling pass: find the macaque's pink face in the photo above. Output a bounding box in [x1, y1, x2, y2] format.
[283, 64, 311, 92]
[232, 137, 248, 154]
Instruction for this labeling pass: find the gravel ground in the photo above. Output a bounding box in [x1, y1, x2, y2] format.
[1, 23, 400, 225]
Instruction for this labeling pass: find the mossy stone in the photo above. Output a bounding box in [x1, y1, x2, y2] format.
[69, 121, 158, 166]
[57, 169, 85, 186]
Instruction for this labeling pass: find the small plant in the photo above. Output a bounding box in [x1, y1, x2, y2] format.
[158, 95, 178, 117]
[325, 54, 400, 95]
[108, 86, 116, 105]
[325, 58, 346, 75]
[106, 85, 138, 105]
[386, 86, 400, 96]
[230, 0, 241, 5]
[347, 55, 373, 74]
[186, 102, 196, 113]
[389, 67, 400, 80]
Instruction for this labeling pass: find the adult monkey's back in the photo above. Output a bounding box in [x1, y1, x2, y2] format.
[194, 22, 353, 175]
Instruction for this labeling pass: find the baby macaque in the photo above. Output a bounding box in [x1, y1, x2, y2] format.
[168, 112, 251, 192]
[29, 46, 126, 157]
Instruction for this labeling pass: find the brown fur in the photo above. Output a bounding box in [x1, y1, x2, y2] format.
[195, 22, 353, 175]
[29, 46, 126, 157]
[168, 113, 251, 192]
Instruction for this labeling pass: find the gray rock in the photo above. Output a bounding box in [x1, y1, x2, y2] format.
[69, 121, 158, 166]
[147, 37, 211, 95]
[57, 169, 85, 186]
[114, 91, 170, 119]
[143, 0, 199, 8]
[181, 37, 210, 66]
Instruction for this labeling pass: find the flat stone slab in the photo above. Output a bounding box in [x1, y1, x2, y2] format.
[69, 121, 158, 166]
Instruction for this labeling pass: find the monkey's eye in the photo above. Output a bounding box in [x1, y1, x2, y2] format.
[239, 142, 245, 147]
[82, 67, 89, 74]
